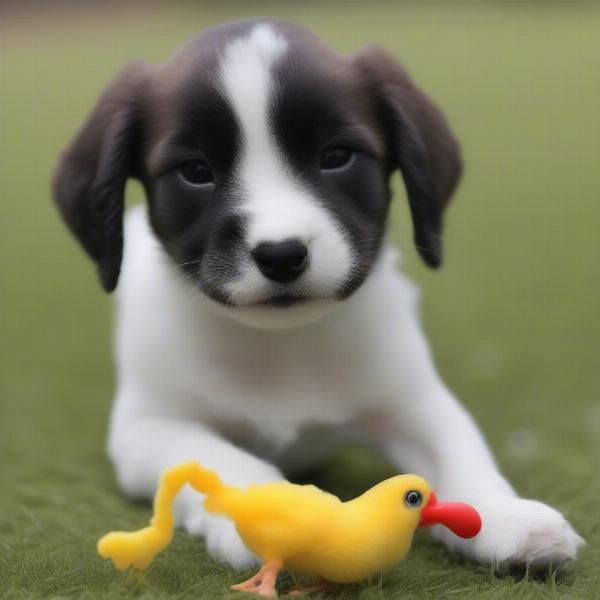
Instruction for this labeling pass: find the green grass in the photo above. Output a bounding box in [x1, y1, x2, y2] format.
[1, 2, 600, 598]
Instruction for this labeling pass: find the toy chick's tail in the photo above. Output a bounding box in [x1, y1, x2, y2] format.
[181, 461, 226, 500]
[98, 461, 231, 573]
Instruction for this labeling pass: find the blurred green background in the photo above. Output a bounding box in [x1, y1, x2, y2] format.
[1, 1, 599, 598]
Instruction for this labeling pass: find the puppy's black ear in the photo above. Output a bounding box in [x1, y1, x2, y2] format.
[52, 61, 150, 291]
[355, 46, 462, 268]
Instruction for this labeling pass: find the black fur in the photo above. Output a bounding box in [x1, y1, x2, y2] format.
[146, 72, 247, 305]
[52, 61, 148, 292]
[271, 48, 390, 299]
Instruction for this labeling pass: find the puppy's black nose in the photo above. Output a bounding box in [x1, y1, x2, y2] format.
[252, 239, 309, 283]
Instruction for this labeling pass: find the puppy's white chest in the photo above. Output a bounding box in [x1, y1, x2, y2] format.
[147, 318, 368, 454]
[188, 323, 365, 421]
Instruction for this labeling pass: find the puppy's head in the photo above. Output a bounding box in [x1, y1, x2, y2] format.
[53, 20, 461, 329]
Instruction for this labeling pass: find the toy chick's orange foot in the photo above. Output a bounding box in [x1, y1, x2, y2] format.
[231, 570, 333, 598]
[230, 561, 282, 598]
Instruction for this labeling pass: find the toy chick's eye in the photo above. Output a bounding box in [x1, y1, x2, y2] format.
[404, 491, 422, 508]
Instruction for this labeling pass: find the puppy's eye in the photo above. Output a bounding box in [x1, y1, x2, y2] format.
[320, 148, 353, 170]
[404, 490, 422, 508]
[179, 161, 214, 185]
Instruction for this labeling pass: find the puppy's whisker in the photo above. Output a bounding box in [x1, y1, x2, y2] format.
[355, 237, 385, 245]
[164, 263, 205, 290]
[175, 260, 202, 269]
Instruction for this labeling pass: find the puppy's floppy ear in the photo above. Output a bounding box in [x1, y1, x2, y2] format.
[52, 60, 150, 291]
[354, 46, 462, 268]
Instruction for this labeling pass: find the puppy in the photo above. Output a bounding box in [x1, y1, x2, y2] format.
[53, 19, 583, 569]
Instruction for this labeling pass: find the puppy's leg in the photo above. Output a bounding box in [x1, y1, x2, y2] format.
[375, 366, 584, 568]
[107, 398, 282, 569]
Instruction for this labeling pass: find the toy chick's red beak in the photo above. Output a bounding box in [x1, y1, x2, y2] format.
[419, 492, 482, 538]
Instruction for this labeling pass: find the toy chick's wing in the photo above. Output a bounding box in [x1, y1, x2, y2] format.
[216, 482, 343, 560]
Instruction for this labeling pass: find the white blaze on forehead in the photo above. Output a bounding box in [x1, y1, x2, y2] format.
[221, 25, 287, 180]
[220, 24, 297, 245]
[219, 24, 354, 311]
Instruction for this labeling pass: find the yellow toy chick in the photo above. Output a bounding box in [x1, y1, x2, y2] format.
[98, 461, 481, 597]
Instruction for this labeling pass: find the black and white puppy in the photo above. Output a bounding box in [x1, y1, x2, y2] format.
[53, 20, 582, 568]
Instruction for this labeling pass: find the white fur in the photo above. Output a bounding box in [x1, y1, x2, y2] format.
[217, 25, 354, 328]
[108, 206, 583, 569]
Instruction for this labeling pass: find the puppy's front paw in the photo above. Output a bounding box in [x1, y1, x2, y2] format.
[172, 465, 282, 570]
[183, 509, 258, 570]
[434, 496, 584, 569]
[205, 515, 259, 570]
